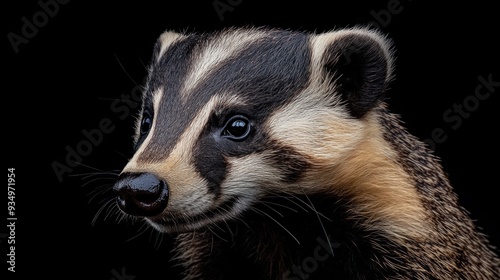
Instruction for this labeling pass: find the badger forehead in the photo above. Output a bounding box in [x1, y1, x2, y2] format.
[137, 29, 313, 162]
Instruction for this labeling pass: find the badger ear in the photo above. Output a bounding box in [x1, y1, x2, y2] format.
[152, 30, 186, 62]
[314, 28, 394, 118]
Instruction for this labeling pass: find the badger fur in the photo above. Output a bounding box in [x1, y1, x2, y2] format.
[112, 27, 500, 279]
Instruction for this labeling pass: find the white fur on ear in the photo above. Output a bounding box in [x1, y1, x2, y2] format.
[314, 27, 395, 80]
[311, 27, 396, 117]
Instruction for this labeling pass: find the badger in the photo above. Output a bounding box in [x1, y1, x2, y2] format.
[112, 27, 500, 279]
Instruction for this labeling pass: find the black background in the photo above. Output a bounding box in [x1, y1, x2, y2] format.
[4, 1, 499, 279]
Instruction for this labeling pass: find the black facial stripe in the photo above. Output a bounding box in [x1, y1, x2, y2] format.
[138, 34, 201, 162]
[192, 133, 228, 198]
[134, 93, 155, 149]
[264, 141, 311, 183]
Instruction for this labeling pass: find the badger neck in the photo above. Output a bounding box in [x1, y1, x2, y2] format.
[298, 105, 500, 278]
[175, 105, 500, 279]
[323, 108, 430, 243]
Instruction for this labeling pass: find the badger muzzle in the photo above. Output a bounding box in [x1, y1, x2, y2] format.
[113, 172, 169, 217]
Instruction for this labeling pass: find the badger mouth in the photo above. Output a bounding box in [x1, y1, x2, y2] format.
[145, 196, 243, 233]
[113, 172, 255, 233]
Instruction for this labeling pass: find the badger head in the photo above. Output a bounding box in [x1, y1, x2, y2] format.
[112, 27, 407, 234]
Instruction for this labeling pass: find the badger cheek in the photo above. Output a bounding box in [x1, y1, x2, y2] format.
[225, 154, 281, 197]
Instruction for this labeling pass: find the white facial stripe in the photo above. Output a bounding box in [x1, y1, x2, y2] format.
[167, 94, 246, 168]
[267, 90, 364, 165]
[224, 154, 281, 194]
[180, 30, 268, 101]
[123, 87, 164, 173]
[157, 31, 186, 62]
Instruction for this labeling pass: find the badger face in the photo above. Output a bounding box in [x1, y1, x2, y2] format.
[113, 27, 395, 233]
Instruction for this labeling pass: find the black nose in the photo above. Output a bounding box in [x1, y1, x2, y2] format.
[113, 172, 169, 217]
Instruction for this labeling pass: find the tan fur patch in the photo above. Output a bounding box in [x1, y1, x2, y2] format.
[267, 90, 427, 240]
[306, 112, 428, 241]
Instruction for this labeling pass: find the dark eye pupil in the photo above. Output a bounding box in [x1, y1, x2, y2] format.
[228, 120, 247, 136]
[140, 115, 152, 135]
[223, 116, 251, 140]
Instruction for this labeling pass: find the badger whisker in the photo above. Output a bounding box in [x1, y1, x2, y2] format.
[87, 184, 114, 204]
[251, 207, 300, 245]
[219, 214, 235, 239]
[261, 200, 299, 213]
[114, 54, 140, 86]
[286, 192, 332, 222]
[301, 188, 334, 255]
[207, 223, 229, 243]
[71, 170, 120, 179]
[103, 200, 122, 222]
[152, 227, 165, 250]
[72, 161, 117, 174]
[92, 198, 115, 226]
[260, 201, 285, 218]
[126, 220, 151, 242]
[81, 176, 116, 189]
[268, 192, 310, 213]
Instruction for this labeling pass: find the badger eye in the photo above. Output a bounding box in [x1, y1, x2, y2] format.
[140, 112, 152, 136]
[222, 115, 251, 141]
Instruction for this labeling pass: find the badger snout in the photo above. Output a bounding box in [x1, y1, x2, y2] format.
[113, 172, 169, 217]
